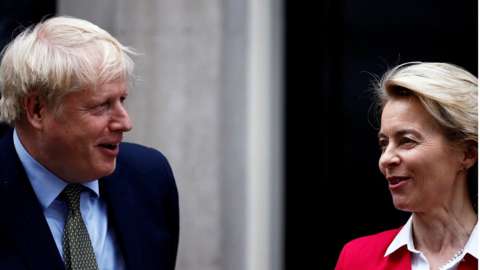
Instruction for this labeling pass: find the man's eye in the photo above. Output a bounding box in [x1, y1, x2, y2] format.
[91, 102, 110, 114]
[99, 102, 110, 109]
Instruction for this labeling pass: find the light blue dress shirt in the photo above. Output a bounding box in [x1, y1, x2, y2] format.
[13, 130, 125, 270]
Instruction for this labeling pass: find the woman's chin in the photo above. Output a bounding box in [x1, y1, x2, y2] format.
[392, 197, 415, 212]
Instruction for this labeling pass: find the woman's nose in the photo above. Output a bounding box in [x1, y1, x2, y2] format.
[379, 145, 400, 172]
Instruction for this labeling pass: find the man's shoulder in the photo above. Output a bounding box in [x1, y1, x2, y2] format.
[118, 142, 168, 163]
[116, 142, 173, 176]
[120, 142, 161, 154]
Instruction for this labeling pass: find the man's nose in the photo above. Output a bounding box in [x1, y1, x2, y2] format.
[110, 103, 133, 132]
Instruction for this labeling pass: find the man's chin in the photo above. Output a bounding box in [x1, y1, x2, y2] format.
[81, 161, 117, 181]
[97, 161, 117, 178]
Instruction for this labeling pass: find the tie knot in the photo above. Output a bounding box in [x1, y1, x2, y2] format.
[62, 184, 83, 210]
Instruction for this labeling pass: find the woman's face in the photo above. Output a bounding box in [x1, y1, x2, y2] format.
[378, 96, 466, 212]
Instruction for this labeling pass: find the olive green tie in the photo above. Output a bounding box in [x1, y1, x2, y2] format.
[62, 184, 99, 270]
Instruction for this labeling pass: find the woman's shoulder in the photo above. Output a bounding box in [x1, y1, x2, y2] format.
[335, 228, 405, 270]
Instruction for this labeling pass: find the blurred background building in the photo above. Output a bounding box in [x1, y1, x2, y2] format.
[0, 1, 283, 270]
[0, 0, 477, 269]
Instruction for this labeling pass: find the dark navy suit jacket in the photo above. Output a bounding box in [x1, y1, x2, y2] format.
[0, 130, 179, 270]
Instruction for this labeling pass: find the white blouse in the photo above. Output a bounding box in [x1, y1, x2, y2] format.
[385, 215, 478, 270]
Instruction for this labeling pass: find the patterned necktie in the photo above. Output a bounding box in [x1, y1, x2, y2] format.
[62, 184, 99, 270]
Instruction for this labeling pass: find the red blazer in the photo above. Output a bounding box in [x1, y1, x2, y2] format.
[335, 228, 477, 270]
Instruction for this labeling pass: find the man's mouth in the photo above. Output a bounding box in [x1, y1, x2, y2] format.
[99, 143, 119, 150]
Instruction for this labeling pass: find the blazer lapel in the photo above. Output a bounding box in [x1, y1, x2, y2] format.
[384, 246, 412, 270]
[101, 169, 144, 270]
[0, 131, 64, 270]
[458, 254, 478, 270]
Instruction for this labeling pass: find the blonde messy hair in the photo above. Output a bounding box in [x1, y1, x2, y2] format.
[0, 16, 135, 124]
[375, 62, 478, 143]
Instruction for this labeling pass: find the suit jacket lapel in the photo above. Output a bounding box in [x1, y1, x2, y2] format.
[101, 168, 144, 270]
[0, 131, 64, 270]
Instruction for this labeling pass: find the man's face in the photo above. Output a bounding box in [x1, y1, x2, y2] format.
[39, 80, 132, 182]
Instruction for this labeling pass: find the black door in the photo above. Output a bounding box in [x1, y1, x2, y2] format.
[284, 1, 477, 268]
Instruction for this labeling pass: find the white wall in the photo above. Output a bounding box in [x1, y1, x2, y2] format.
[58, 1, 283, 269]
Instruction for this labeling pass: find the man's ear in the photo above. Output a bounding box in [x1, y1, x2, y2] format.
[23, 94, 47, 129]
[461, 140, 477, 170]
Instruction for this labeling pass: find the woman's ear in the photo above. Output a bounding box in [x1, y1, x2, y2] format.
[461, 140, 478, 170]
[23, 93, 47, 129]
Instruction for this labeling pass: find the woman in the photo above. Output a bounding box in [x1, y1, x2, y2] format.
[335, 62, 478, 270]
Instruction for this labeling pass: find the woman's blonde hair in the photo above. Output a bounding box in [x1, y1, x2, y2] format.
[0, 16, 135, 124]
[375, 62, 478, 143]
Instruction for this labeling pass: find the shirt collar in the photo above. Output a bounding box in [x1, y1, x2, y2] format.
[385, 214, 479, 259]
[13, 129, 99, 209]
[385, 215, 416, 257]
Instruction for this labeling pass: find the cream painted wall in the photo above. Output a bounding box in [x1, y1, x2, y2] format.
[58, 1, 282, 269]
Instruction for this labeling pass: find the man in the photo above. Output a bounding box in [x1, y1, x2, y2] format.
[0, 16, 179, 270]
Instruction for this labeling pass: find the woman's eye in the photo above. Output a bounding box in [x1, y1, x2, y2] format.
[399, 137, 417, 147]
[378, 140, 388, 152]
